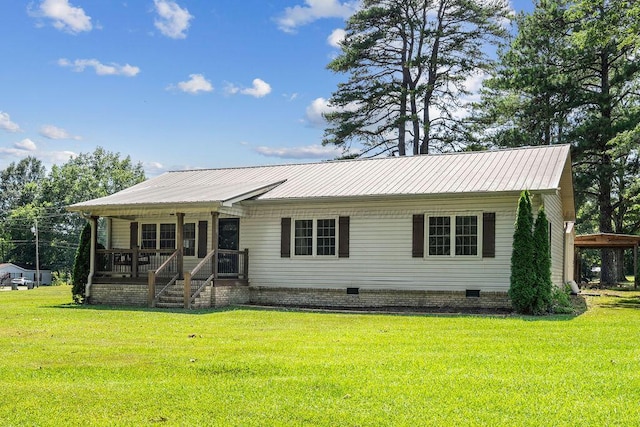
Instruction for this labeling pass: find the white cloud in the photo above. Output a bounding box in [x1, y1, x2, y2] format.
[0, 140, 76, 167]
[327, 28, 346, 48]
[277, 0, 359, 33]
[254, 144, 341, 160]
[14, 138, 37, 151]
[226, 79, 272, 98]
[0, 139, 38, 157]
[153, 0, 193, 39]
[0, 112, 21, 133]
[305, 97, 335, 127]
[39, 124, 82, 140]
[144, 161, 167, 176]
[58, 58, 140, 77]
[170, 74, 213, 94]
[42, 150, 77, 164]
[304, 96, 360, 128]
[241, 79, 272, 98]
[30, 0, 93, 34]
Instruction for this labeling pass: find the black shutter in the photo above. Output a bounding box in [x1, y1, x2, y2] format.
[412, 214, 424, 258]
[197, 220, 208, 258]
[281, 218, 291, 258]
[130, 222, 138, 249]
[482, 212, 496, 258]
[338, 216, 350, 258]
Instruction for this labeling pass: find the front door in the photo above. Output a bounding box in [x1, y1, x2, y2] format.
[218, 218, 239, 277]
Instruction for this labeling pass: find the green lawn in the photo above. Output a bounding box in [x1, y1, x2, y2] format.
[1, 286, 639, 426]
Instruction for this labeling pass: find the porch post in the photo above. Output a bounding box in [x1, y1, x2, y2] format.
[87, 216, 98, 302]
[177, 212, 184, 279]
[574, 247, 581, 284]
[211, 212, 219, 280]
[634, 244, 638, 289]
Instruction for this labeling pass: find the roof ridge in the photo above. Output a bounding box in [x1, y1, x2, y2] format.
[166, 144, 570, 174]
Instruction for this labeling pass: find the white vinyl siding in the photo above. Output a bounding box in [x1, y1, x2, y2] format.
[542, 193, 567, 286]
[111, 214, 232, 272]
[241, 195, 521, 292]
[108, 192, 569, 292]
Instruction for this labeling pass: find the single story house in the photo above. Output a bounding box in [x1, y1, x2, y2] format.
[67, 144, 575, 310]
[0, 263, 51, 286]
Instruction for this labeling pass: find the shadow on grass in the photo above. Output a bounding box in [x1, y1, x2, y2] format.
[45, 296, 590, 320]
[520, 295, 588, 322]
[597, 294, 640, 310]
[46, 303, 241, 315]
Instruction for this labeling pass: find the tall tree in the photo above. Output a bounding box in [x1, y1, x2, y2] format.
[323, 0, 511, 157]
[475, 0, 640, 284]
[0, 157, 46, 266]
[39, 147, 145, 271]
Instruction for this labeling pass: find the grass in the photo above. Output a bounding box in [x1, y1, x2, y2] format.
[1, 286, 639, 426]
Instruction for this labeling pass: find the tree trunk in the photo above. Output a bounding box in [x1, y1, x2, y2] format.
[598, 47, 616, 285]
[615, 248, 627, 282]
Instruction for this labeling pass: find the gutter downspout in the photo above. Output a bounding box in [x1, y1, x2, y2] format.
[81, 213, 97, 303]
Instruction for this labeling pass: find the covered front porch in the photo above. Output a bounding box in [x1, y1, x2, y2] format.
[67, 178, 286, 308]
[85, 210, 249, 309]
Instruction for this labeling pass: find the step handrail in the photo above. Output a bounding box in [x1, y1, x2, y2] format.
[185, 249, 216, 308]
[148, 249, 180, 307]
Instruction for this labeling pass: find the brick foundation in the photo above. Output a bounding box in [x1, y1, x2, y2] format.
[89, 283, 511, 311]
[249, 287, 512, 310]
[213, 286, 250, 307]
[89, 283, 148, 306]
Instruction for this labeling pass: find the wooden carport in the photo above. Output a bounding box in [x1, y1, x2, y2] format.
[574, 233, 640, 288]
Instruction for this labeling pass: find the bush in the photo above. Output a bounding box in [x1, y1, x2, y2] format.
[549, 284, 574, 314]
[51, 271, 70, 286]
[72, 223, 91, 304]
[509, 191, 537, 314]
[532, 206, 552, 314]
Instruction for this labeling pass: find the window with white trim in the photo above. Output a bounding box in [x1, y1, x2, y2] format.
[455, 216, 478, 256]
[183, 223, 196, 256]
[294, 218, 336, 257]
[159, 223, 176, 250]
[141, 224, 157, 249]
[428, 215, 479, 257]
[316, 219, 336, 256]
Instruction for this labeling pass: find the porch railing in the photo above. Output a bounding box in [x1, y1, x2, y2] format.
[217, 249, 249, 280]
[95, 248, 176, 279]
[184, 248, 249, 309]
[184, 249, 216, 309]
[147, 249, 180, 307]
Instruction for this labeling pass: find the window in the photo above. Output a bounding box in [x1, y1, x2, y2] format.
[183, 223, 195, 256]
[159, 223, 176, 250]
[294, 218, 336, 257]
[429, 216, 451, 256]
[141, 224, 157, 249]
[427, 215, 479, 257]
[455, 216, 478, 256]
[294, 220, 313, 256]
[316, 219, 336, 256]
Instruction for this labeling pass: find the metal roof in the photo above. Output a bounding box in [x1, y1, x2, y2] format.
[68, 144, 572, 210]
[575, 233, 640, 248]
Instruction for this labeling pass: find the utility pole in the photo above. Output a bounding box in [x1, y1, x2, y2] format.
[34, 218, 40, 288]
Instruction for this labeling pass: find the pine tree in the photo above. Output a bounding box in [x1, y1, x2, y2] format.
[324, 0, 511, 156]
[509, 191, 536, 314]
[532, 206, 552, 313]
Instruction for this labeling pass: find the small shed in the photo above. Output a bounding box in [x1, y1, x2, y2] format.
[574, 233, 640, 288]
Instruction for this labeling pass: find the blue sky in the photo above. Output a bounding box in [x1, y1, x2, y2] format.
[0, 0, 531, 176]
